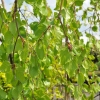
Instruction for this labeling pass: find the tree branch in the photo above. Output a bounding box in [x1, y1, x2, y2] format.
[12, 0, 17, 20]
[58, 0, 68, 42]
[59, 0, 63, 14]
[12, 19, 19, 61]
[1, 0, 5, 8]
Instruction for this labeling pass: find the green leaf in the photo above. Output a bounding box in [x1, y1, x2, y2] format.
[15, 38, 23, 51]
[14, 53, 19, 63]
[67, 0, 74, 5]
[19, 26, 26, 38]
[92, 26, 98, 32]
[29, 66, 39, 78]
[74, 86, 81, 99]
[4, 31, 13, 44]
[75, 0, 84, 6]
[11, 77, 18, 87]
[30, 22, 39, 31]
[82, 10, 87, 20]
[78, 72, 85, 85]
[34, 24, 46, 39]
[6, 70, 13, 83]
[40, 6, 48, 16]
[0, 16, 2, 26]
[0, 61, 11, 71]
[0, 45, 5, 56]
[12, 88, 19, 99]
[18, 0, 23, 7]
[16, 66, 25, 83]
[25, 0, 35, 3]
[47, 7, 52, 17]
[71, 21, 78, 28]
[60, 48, 71, 65]
[36, 44, 45, 60]
[0, 89, 7, 99]
[6, 43, 14, 54]
[80, 66, 86, 76]
[35, 89, 46, 98]
[30, 55, 38, 66]
[82, 60, 89, 69]
[61, 9, 66, 18]
[2, 23, 8, 34]
[0, 0, 100, 99]
[11, 84, 22, 99]
[20, 45, 28, 62]
[43, 81, 50, 86]
[9, 21, 16, 34]
[0, 8, 7, 21]
[70, 58, 78, 76]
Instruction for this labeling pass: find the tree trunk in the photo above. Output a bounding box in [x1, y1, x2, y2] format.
[65, 90, 70, 100]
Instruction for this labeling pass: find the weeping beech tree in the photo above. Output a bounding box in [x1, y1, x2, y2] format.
[0, 0, 100, 100]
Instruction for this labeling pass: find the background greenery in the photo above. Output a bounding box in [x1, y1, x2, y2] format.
[0, 0, 100, 100]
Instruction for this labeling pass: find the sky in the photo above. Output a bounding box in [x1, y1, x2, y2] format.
[0, 0, 100, 42]
[0, 0, 56, 11]
[0, 0, 90, 11]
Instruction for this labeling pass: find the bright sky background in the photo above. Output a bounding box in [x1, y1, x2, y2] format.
[0, 0, 56, 11]
[1, 0, 91, 12]
[0, 0, 100, 43]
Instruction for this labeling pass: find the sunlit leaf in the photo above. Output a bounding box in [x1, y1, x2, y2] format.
[78, 72, 85, 85]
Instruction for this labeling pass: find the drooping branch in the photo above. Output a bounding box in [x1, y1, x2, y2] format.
[58, 0, 72, 51]
[12, 0, 24, 62]
[12, 0, 19, 66]
[58, 0, 66, 37]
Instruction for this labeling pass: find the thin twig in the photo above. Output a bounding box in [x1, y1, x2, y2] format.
[19, 8, 28, 25]
[38, 25, 51, 40]
[19, 8, 29, 37]
[12, 0, 17, 20]
[20, 9, 40, 22]
[58, 0, 66, 36]
[94, 92, 100, 98]
[58, 0, 68, 43]
[58, 16, 66, 36]
[81, 27, 91, 33]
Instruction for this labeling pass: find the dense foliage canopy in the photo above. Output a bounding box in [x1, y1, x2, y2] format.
[0, 0, 100, 100]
